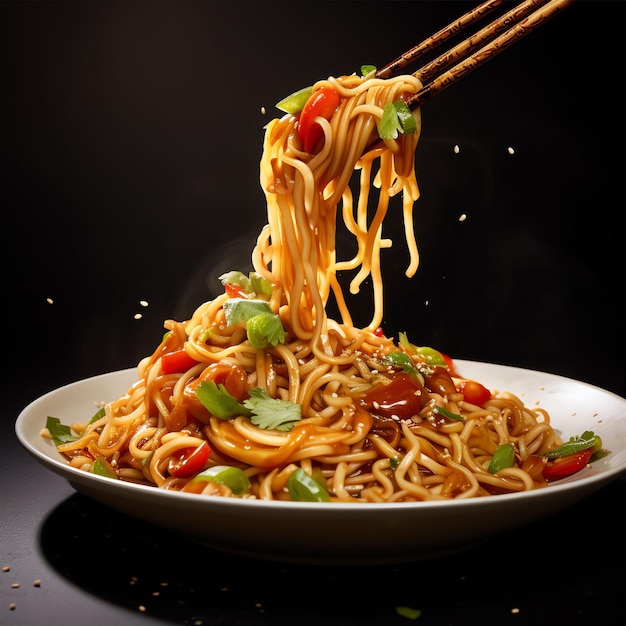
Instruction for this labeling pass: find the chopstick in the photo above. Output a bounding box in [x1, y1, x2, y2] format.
[376, 0, 574, 109]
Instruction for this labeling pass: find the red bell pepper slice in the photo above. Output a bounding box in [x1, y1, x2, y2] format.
[168, 441, 211, 478]
[542, 448, 592, 480]
[162, 349, 200, 375]
[297, 86, 340, 152]
[224, 283, 248, 299]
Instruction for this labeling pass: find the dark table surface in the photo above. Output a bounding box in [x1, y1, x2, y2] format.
[2, 1, 624, 624]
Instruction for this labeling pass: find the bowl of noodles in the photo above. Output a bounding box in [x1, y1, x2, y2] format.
[15, 361, 626, 564]
[15, 68, 626, 564]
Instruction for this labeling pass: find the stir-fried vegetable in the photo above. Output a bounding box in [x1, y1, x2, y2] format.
[220, 271, 273, 299]
[488, 443, 516, 473]
[287, 468, 331, 502]
[192, 465, 251, 495]
[168, 441, 211, 478]
[297, 86, 340, 152]
[161, 349, 199, 375]
[222, 298, 286, 349]
[91, 457, 117, 479]
[275, 86, 312, 114]
[275, 66, 418, 152]
[542, 430, 602, 458]
[541, 431, 604, 480]
[542, 449, 593, 480]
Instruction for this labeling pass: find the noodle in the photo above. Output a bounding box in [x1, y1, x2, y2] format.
[45, 71, 579, 502]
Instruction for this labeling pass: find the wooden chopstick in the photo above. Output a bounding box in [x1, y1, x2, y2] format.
[377, 0, 574, 110]
[414, 0, 555, 86]
[376, 0, 506, 80]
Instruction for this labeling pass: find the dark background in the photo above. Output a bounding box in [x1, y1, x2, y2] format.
[2, 0, 624, 400]
[1, 2, 624, 625]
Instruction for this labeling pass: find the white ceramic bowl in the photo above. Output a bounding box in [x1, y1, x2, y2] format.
[15, 361, 626, 565]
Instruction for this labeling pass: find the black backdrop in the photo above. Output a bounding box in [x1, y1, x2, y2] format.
[2, 0, 624, 404]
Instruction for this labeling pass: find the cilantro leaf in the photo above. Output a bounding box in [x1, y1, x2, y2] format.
[378, 102, 403, 140]
[45, 416, 78, 446]
[393, 99, 416, 134]
[195, 383, 301, 431]
[196, 380, 251, 419]
[378, 99, 417, 140]
[244, 387, 302, 432]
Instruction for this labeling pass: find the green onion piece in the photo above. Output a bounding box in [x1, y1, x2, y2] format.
[243, 387, 301, 431]
[192, 465, 251, 495]
[288, 468, 331, 502]
[275, 86, 312, 114]
[361, 64, 377, 77]
[219, 271, 272, 298]
[398, 331, 415, 353]
[90, 458, 117, 479]
[222, 298, 286, 348]
[88, 407, 106, 424]
[385, 351, 419, 376]
[416, 346, 446, 367]
[396, 606, 422, 620]
[434, 405, 464, 422]
[488, 443, 516, 473]
[390, 455, 402, 470]
[543, 431, 600, 459]
[245, 312, 286, 349]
